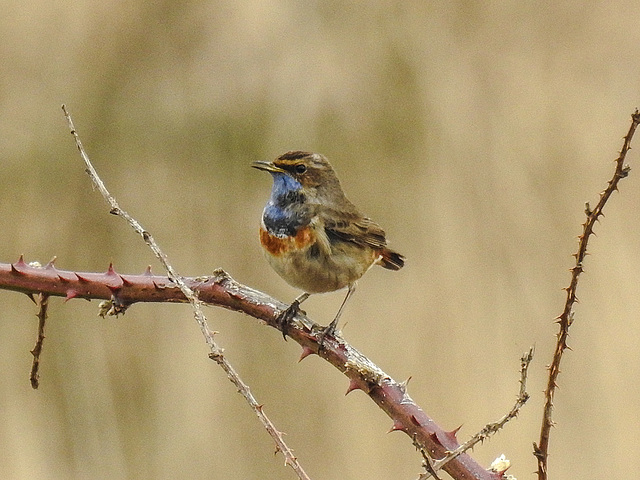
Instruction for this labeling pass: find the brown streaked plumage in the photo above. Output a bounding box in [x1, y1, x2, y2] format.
[253, 151, 404, 339]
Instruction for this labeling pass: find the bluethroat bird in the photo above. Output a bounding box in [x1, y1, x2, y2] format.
[253, 151, 404, 340]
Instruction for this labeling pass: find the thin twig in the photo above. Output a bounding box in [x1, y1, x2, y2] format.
[418, 347, 534, 479]
[30, 293, 49, 389]
[413, 434, 443, 480]
[534, 109, 640, 480]
[62, 105, 310, 480]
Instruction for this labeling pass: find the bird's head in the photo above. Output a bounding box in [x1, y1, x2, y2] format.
[252, 151, 343, 204]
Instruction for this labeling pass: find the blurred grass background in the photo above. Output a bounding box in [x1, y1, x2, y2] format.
[1, 2, 640, 479]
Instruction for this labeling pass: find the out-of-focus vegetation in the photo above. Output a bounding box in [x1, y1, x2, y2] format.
[1, 2, 639, 479]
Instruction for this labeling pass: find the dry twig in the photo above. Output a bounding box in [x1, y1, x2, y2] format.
[418, 347, 534, 480]
[29, 292, 49, 389]
[62, 105, 310, 480]
[534, 109, 640, 479]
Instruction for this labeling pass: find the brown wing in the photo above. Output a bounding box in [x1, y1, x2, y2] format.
[322, 210, 405, 270]
[324, 214, 387, 249]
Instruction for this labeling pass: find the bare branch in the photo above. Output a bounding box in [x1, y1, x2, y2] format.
[418, 347, 534, 479]
[0, 253, 503, 479]
[413, 434, 444, 480]
[534, 109, 640, 479]
[61, 105, 310, 480]
[29, 292, 50, 389]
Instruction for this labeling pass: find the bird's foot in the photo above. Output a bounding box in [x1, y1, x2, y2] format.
[277, 300, 306, 340]
[317, 318, 339, 351]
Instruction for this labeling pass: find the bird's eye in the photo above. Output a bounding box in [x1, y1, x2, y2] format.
[294, 164, 307, 174]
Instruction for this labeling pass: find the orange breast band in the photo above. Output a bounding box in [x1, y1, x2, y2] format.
[259, 226, 316, 256]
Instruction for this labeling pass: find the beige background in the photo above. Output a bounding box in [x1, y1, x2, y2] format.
[1, 2, 639, 479]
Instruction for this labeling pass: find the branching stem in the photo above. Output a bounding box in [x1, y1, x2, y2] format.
[534, 109, 640, 479]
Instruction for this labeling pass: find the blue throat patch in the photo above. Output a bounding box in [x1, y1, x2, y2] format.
[263, 172, 308, 237]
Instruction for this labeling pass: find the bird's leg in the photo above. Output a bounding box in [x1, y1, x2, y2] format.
[278, 292, 310, 340]
[319, 283, 356, 347]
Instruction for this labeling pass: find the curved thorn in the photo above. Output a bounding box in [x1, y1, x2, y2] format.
[345, 378, 362, 395]
[298, 346, 315, 362]
[75, 273, 90, 282]
[387, 420, 406, 433]
[410, 415, 422, 427]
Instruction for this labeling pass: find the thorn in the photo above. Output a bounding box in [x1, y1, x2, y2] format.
[57, 273, 70, 283]
[398, 376, 412, 394]
[410, 414, 422, 427]
[119, 275, 134, 286]
[143, 265, 153, 276]
[65, 289, 79, 301]
[441, 426, 462, 445]
[388, 420, 406, 433]
[105, 267, 124, 291]
[298, 346, 315, 362]
[15, 254, 27, 267]
[25, 293, 36, 304]
[428, 431, 441, 445]
[283, 453, 298, 465]
[75, 272, 90, 282]
[345, 378, 362, 395]
[45, 256, 57, 269]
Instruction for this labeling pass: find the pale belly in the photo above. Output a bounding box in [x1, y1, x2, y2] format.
[262, 233, 378, 293]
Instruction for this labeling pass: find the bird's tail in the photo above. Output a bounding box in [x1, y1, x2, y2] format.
[378, 248, 405, 271]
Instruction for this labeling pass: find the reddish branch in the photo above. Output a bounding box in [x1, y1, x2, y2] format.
[29, 293, 49, 389]
[534, 109, 640, 479]
[8, 109, 636, 478]
[0, 257, 501, 480]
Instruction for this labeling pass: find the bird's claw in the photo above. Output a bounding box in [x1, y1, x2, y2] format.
[317, 318, 339, 350]
[277, 300, 306, 340]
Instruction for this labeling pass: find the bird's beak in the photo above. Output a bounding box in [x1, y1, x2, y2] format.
[251, 161, 285, 173]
